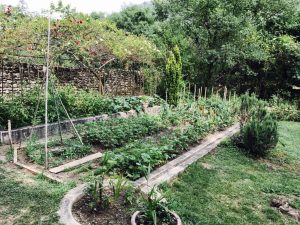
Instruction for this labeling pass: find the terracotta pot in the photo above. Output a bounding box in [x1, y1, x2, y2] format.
[131, 211, 182, 225]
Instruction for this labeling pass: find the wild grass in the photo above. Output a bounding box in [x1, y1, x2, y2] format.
[0, 167, 74, 225]
[161, 121, 300, 225]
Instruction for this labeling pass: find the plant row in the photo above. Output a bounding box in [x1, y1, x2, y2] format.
[97, 96, 240, 180]
[0, 85, 163, 129]
[78, 115, 165, 148]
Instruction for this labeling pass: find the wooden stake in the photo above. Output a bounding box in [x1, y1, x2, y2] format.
[211, 87, 214, 96]
[200, 87, 202, 97]
[224, 86, 227, 101]
[198, 88, 201, 99]
[204, 87, 207, 99]
[194, 84, 196, 102]
[165, 88, 168, 103]
[7, 120, 17, 163]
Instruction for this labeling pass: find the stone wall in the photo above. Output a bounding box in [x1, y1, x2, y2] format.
[0, 61, 144, 96]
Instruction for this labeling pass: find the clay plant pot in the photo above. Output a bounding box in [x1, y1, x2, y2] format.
[131, 211, 182, 225]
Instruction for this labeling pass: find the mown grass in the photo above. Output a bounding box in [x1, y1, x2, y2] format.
[0, 166, 74, 225]
[161, 121, 300, 225]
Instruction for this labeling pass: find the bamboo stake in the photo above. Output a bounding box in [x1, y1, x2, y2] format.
[44, 13, 51, 170]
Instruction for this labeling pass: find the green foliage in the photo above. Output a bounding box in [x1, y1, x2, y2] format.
[138, 187, 173, 225]
[86, 174, 109, 210]
[78, 115, 164, 148]
[0, 85, 162, 129]
[110, 0, 300, 98]
[25, 139, 92, 166]
[0, 2, 159, 68]
[162, 122, 300, 225]
[241, 115, 279, 157]
[268, 95, 300, 122]
[98, 95, 239, 180]
[164, 45, 183, 106]
[239, 93, 279, 157]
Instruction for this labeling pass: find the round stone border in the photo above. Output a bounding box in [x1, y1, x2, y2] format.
[58, 184, 87, 225]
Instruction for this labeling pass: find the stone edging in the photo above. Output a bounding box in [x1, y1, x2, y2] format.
[58, 184, 87, 225]
[58, 124, 239, 225]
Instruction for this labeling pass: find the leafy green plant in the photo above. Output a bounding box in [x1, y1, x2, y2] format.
[268, 95, 300, 122]
[137, 186, 174, 225]
[86, 174, 109, 210]
[0, 85, 163, 129]
[78, 115, 164, 148]
[109, 175, 128, 202]
[241, 114, 278, 157]
[25, 138, 92, 166]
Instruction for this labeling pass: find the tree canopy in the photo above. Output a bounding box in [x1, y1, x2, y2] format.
[110, 0, 300, 98]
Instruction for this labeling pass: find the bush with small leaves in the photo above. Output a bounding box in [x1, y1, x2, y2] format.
[241, 114, 278, 157]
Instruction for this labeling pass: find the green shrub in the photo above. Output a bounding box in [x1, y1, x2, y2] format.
[268, 95, 300, 122]
[241, 114, 278, 157]
[164, 45, 183, 106]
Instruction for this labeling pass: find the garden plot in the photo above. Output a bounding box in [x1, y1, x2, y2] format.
[10, 115, 165, 179]
[5, 94, 241, 185]
[58, 95, 241, 182]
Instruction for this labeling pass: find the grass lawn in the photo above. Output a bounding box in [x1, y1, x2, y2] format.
[0, 164, 74, 225]
[161, 121, 300, 225]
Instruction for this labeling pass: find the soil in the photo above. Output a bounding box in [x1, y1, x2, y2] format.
[73, 194, 134, 225]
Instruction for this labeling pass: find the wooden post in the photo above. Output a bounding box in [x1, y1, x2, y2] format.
[204, 87, 207, 99]
[8, 120, 17, 163]
[198, 88, 201, 99]
[200, 87, 202, 98]
[224, 86, 227, 101]
[194, 84, 196, 102]
[233, 91, 236, 100]
[228, 91, 231, 101]
[211, 87, 214, 96]
[165, 88, 168, 103]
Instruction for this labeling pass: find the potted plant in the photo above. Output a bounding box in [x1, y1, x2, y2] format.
[131, 187, 182, 225]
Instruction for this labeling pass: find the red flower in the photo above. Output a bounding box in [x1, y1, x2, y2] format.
[75, 40, 80, 45]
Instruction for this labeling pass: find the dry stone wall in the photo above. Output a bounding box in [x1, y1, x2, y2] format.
[0, 61, 144, 96]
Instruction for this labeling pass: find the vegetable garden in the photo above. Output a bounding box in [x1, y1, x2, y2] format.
[1, 1, 300, 225]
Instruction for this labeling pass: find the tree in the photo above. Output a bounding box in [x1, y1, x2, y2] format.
[165, 45, 183, 105]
